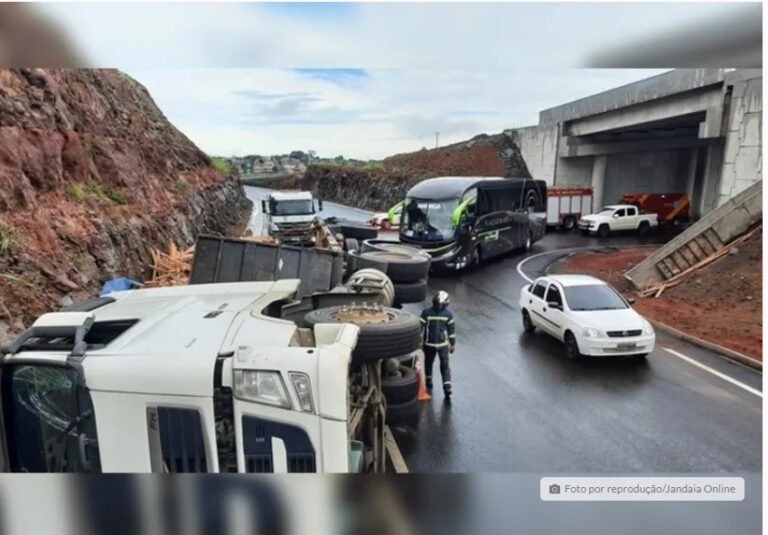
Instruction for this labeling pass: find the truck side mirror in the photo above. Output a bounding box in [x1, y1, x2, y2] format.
[261, 200, 267, 213]
[318, 199, 323, 212]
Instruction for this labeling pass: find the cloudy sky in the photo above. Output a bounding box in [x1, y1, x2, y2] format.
[127, 68, 666, 159]
[34, 2, 749, 159]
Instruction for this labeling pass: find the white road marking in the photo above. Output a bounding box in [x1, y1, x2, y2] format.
[662, 347, 762, 398]
[515, 246, 763, 398]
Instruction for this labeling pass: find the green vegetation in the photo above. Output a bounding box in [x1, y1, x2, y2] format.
[211, 156, 231, 175]
[177, 178, 190, 192]
[65, 181, 128, 205]
[0, 219, 21, 255]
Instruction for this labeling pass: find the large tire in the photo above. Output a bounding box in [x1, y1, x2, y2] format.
[386, 397, 419, 426]
[381, 366, 419, 405]
[339, 223, 377, 241]
[347, 250, 389, 275]
[393, 279, 428, 305]
[361, 240, 430, 258]
[358, 250, 430, 283]
[304, 305, 421, 362]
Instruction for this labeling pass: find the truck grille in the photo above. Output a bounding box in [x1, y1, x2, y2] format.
[606, 330, 642, 338]
[151, 407, 208, 473]
[242, 416, 316, 473]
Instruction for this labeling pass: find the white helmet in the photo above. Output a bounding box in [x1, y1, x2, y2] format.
[433, 290, 450, 308]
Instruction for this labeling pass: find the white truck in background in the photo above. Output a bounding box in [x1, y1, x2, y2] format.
[578, 204, 658, 237]
[262, 191, 323, 243]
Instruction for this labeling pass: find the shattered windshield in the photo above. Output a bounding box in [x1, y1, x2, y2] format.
[271, 199, 314, 216]
[2, 365, 98, 472]
[401, 197, 460, 241]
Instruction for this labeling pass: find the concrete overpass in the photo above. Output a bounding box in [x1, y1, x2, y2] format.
[508, 69, 762, 219]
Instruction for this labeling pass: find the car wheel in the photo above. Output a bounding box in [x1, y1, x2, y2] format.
[561, 216, 576, 231]
[597, 224, 610, 238]
[304, 305, 422, 363]
[564, 332, 582, 360]
[638, 221, 650, 236]
[393, 279, 428, 305]
[359, 250, 431, 283]
[522, 310, 535, 333]
[382, 366, 419, 405]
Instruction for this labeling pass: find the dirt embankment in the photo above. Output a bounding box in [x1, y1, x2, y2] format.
[0, 69, 251, 341]
[549, 228, 762, 360]
[302, 133, 531, 211]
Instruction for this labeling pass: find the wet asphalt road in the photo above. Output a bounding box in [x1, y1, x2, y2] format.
[244, 187, 762, 474]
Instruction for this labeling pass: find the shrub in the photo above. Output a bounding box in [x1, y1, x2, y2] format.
[66, 183, 85, 200]
[211, 157, 231, 175]
[177, 178, 190, 192]
[0, 219, 21, 254]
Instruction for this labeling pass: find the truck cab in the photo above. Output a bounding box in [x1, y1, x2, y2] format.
[0, 281, 359, 473]
[262, 191, 323, 243]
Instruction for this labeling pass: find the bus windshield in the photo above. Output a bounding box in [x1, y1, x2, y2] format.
[401, 197, 460, 241]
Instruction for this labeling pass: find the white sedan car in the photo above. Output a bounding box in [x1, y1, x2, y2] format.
[519, 274, 655, 359]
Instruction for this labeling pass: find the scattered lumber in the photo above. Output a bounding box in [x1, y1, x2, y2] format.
[637, 225, 761, 298]
[145, 242, 194, 287]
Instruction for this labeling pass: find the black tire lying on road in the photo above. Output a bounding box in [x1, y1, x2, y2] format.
[338, 223, 378, 241]
[386, 397, 419, 426]
[393, 279, 428, 305]
[347, 249, 389, 276]
[304, 305, 422, 363]
[381, 365, 419, 405]
[358, 250, 430, 283]
[361, 239, 431, 258]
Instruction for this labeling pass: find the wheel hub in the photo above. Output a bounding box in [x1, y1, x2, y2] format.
[333, 304, 391, 324]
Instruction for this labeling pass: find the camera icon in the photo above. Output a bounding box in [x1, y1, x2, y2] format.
[549, 484, 561, 494]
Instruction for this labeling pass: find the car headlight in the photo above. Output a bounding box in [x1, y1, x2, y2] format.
[582, 327, 602, 338]
[289, 372, 314, 413]
[642, 319, 654, 336]
[234, 370, 291, 409]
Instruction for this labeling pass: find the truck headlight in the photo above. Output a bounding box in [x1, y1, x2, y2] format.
[642, 319, 654, 336]
[289, 372, 314, 413]
[234, 370, 291, 409]
[582, 327, 602, 338]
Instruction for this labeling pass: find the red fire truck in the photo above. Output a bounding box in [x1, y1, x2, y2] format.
[546, 187, 594, 230]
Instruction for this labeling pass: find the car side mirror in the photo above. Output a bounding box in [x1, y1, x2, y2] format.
[261, 200, 267, 213]
[612, 213, 619, 218]
[547, 301, 562, 311]
[627, 297, 636, 305]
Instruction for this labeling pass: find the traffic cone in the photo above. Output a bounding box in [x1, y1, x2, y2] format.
[414, 354, 432, 401]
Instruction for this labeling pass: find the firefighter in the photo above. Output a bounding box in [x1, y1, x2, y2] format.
[420, 290, 456, 397]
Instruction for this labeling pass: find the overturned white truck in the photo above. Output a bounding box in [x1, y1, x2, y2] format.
[0, 234, 429, 473]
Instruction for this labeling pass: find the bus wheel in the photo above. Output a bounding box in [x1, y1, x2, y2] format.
[471, 246, 482, 268]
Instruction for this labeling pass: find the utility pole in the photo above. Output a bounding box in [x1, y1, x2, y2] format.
[435, 132, 439, 149]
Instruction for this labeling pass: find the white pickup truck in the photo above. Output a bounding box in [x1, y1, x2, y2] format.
[577, 204, 658, 237]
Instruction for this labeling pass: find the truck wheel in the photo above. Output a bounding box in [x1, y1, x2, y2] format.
[564, 332, 582, 360]
[561, 216, 576, 231]
[359, 251, 431, 283]
[522, 309, 535, 333]
[345, 268, 395, 307]
[361, 240, 430, 258]
[393, 279, 428, 305]
[345, 238, 359, 253]
[597, 224, 610, 238]
[638, 221, 650, 236]
[382, 366, 419, 405]
[386, 397, 419, 426]
[339, 223, 378, 240]
[304, 305, 422, 362]
[347, 250, 389, 276]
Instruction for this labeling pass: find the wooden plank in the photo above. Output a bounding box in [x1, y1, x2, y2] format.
[384, 426, 409, 473]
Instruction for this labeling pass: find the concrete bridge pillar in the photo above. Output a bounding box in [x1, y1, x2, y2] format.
[590, 154, 607, 209]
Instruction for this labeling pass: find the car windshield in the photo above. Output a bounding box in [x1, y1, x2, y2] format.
[271, 199, 313, 215]
[564, 284, 628, 311]
[597, 207, 616, 216]
[401, 197, 460, 241]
